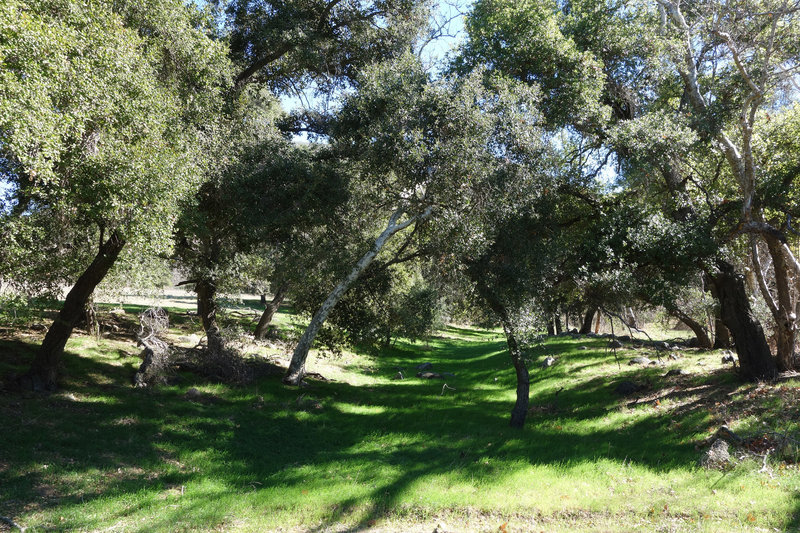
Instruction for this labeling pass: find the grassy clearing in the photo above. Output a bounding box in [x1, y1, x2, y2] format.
[1, 309, 799, 532]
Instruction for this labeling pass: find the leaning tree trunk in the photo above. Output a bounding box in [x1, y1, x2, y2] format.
[670, 308, 713, 349]
[476, 283, 529, 428]
[195, 279, 218, 333]
[254, 282, 289, 340]
[283, 207, 432, 385]
[22, 232, 126, 390]
[579, 307, 597, 334]
[709, 260, 777, 380]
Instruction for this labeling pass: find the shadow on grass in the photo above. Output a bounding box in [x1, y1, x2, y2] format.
[0, 326, 772, 531]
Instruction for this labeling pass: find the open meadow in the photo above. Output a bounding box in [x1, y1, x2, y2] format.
[2, 302, 799, 532]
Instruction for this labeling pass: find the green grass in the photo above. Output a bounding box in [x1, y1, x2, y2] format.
[1, 315, 799, 532]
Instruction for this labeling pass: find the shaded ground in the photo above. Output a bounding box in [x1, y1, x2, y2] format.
[1, 313, 799, 532]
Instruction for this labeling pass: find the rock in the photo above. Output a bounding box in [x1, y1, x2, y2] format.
[668, 352, 681, 360]
[570, 328, 578, 334]
[185, 387, 202, 399]
[608, 339, 624, 349]
[541, 356, 557, 368]
[655, 341, 671, 351]
[416, 371, 442, 379]
[721, 351, 736, 364]
[649, 359, 665, 366]
[629, 356, 652, 365]
[665, 368, 687, 377]
[614, 381, 640, 396]
[699, 439, 732, 469]
[416, 362, 433, 371]
[618, 335, 631, 342]
[392, 372, 404, 380]
[109, 308, 126, 315]
[441, 372, 456, 378]
[587, 332, 597, 338]
[686, 337, 700, 348]
[578, 346, 588, 350]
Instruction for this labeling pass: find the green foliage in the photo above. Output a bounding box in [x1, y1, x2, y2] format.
[0, 0, 231, 285]
[226, 0, 429, 92]
[460, 0, 607, 127]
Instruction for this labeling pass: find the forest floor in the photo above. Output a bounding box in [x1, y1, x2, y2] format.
[1, 301, 799, 532]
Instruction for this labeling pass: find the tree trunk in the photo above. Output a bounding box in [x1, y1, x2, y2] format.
[195, 279, 218, 333]
[579, 307, 596, 334]
[764, 237, 798, 371]
[254, 282, 289, 340]
[709, 260, 777, 380]
[713, 315, 732, 349]
[84, 292, 99, 338]
[546, 321, 555, 336]
[475, 283, 529, 428]
[670, 308, 713, 349]
[554, 314, 563, 335]
[707, 277, 733, 349]
[283, 207, 432, 385]
[22, 232, 126, 390]
[260, 294, 267, 305]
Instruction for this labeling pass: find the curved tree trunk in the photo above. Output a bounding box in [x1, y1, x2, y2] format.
[670, 308, 713, 349]
[284, 207, 432, 385]
[476, 283, 529, 428]
[579, 307, 597, 334]
[709, 260, 777, 380]
[22, 232, 126, 391]
[254, 282, 289, 340]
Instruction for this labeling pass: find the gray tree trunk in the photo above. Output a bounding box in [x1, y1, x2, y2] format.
[283, 207, 432, 385]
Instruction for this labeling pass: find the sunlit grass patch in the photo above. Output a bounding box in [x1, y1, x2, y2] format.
[1, 318, 799, 531]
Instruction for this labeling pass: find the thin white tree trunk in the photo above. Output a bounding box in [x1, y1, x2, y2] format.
[283, 206, 433, 384]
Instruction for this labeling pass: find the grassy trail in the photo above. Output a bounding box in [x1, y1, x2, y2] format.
[1, 318, 799, 532]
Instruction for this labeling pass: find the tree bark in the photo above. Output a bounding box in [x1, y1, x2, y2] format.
[254, 282, 289, 340]
[554, 314, 563, 335]
[763, 236, 798, 371]
[283, 207, 432, 385]
[579, 307, 597, 334]
[22, 232, 126, 390]
[713, 314, 732, 349]
[475, 283, 529, 428]
[669, 308, 713, 349]
[708, 260, 777, 380]
[195, 279, 218, 333]
[546, 321, 555, 336]
[706, 276, 733, 349]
